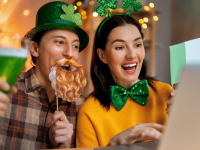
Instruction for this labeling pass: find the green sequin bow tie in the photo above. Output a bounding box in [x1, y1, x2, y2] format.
[110, 79, 149, 111]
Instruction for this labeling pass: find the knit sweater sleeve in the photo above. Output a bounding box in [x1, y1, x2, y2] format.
[76, 97, 99, 147]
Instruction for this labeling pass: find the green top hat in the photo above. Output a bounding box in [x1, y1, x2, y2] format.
[25, 1, 89, 52]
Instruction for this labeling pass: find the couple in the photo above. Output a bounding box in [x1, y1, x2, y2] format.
[0, 1, 173, 149]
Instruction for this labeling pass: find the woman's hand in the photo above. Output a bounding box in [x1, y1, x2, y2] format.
[166, 90, 176, 114]
[49, 111, 74, 148]
[0, 77, 17, 116]
[108, 123, 164, 146]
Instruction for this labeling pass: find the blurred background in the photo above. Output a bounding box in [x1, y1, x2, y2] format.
[0, 0, 200, 98]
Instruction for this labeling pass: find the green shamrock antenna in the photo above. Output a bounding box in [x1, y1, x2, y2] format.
[122, 0, 143, 15]
[95, 0, 117, 17]
[96, 0, 143, 41]
[60, 4, 82, 26]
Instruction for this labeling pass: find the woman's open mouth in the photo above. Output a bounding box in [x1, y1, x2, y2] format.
[121, 63, 137, 74]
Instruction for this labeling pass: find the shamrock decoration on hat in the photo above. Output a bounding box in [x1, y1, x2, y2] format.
[60, 4, 82, 26]
[95, 0, 118, 17]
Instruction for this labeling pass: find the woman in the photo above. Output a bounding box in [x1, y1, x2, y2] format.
[76, 14, 172, 147]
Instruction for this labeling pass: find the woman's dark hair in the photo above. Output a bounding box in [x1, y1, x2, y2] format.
[31, 30, 48, 65]
[90, 14, 157, 109]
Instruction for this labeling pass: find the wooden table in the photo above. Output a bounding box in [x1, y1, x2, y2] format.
[42, 141, 158, 150]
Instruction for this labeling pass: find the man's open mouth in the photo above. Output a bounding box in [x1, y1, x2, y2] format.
[61, 65, 70, 70]
[61, 65, 76, 71]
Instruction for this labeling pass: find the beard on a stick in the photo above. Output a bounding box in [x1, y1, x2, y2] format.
[53, 58, 87, 102]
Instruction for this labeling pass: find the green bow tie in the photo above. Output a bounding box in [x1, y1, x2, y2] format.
[110, 79, 149, 111]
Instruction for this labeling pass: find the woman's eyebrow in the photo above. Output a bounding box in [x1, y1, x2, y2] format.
[111, 39, 125, 44]
[111, 37, 142, 44]
[134, 37, 142, 41]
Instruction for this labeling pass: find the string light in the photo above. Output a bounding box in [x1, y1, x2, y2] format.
[3, 0, 7, 3]
[81, 10, 86, 16]
[153, 16, 159, 21]
[82, 15, 87, 20]
[89, 1, 94, 5]
[143, 17, 149, 22]
[144, 6, 150, 11]
[118, 8, 124, 13]
[23, 10, 29, 16]
[76, 1, 82, 6]
[93, 12, 98, 17]
[139, 19, 144, 24]
[142, 24, 147, 29]
[149, 3, 155, 8]
[74, 6, 77, 10]
[109, 8, 113, 12]
[79, 9, 84, 13]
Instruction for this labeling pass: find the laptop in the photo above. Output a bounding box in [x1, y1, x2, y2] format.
[157, 64, 200, 150]
[96, 64, 200, 150]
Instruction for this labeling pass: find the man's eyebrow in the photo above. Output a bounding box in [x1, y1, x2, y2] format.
[52, 35, 66, 38]
[51, 35, 80, 42]
[73, 39, 80, 42]
[111, 37, 142, 44]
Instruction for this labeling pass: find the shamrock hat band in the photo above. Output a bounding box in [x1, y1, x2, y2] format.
[24, 1, 89, 52]
[39, 19, 76, 26]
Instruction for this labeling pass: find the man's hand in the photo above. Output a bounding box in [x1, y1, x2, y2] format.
[166, 90, 176, 114]
[108, 123, 164, 146]
[49, 111, 74, 148]
[0, 77, 17, 116]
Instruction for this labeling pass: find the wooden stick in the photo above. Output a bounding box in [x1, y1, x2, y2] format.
[172, 84, 174, 90]
[56, 95, 59, 111]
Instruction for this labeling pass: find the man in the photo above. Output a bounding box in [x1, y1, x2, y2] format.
[0, 1, 89, 149]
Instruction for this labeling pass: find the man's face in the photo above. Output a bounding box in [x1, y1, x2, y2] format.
[36, 29, 80, 79]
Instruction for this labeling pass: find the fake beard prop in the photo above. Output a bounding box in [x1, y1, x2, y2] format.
[49, 58, 87, 102]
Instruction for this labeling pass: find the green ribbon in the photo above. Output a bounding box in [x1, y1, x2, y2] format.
[110, 79, 149, 111]
[38, 19, 76, 26]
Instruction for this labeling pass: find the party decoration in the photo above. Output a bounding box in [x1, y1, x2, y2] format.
[122, 0, 143, 15]
[110, 80, 149, 111]
[60, 4, 82, 26]
[95, 0, 117, 17]
[25, 1, 89, 51]
[96, 0, 143, 41]
[170, 38, 200, 85]
[49, 58, 87, 110]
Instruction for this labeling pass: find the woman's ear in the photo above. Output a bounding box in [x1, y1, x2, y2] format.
[29, 41, 39, 57]
[97, 48, 107, 64]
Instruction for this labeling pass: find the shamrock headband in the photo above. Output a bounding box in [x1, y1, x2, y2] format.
[95, 0, 143, 40]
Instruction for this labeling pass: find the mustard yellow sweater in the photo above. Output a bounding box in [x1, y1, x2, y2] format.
[76, 81, 172, 147]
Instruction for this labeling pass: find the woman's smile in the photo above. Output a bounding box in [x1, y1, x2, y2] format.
[121, 61, 137, 74]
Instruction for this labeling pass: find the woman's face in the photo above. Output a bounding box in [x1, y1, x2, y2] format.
[97, 24, 145, 88]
